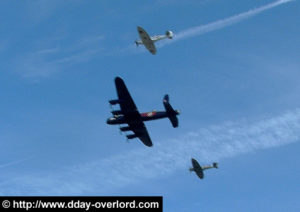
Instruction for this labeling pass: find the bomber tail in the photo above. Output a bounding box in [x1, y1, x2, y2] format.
[163, 95, 180, 128]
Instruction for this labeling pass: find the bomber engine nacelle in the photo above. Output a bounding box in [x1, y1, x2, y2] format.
[111, 110, 123, 115]
[109, 99, 122, 105]
[126, 134, 138, 139]
[120, 126, 131, 132]
[166, 30, 173, 39]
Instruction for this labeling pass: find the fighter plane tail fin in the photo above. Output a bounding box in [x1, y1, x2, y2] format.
[163, 94, 180, 128]
[213, 162, 218, 169]
[166, 30, 173, 39]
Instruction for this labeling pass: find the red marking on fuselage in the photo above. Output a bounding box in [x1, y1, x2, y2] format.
[141, 111, 157, 117]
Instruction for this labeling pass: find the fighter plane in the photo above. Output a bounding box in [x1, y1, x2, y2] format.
[135, 26, 173, 55]
[189, 158, 218, 179]
[107, 77, 180, 147]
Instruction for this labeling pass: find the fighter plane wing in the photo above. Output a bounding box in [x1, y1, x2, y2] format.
[137, 26, 157, 55]
[115, 77, 153, 147]
[191, 158, 204, 179]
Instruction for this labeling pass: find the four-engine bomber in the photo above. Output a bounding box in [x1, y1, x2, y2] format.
[107, 77, 180, 147]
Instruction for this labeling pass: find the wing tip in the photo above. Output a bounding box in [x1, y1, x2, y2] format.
[115, 76, 124, 83]
[142, 139, 153, 147]
[143, 139, 153, 147]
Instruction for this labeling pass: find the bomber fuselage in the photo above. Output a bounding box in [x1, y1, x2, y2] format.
[106, 110, 168, 125]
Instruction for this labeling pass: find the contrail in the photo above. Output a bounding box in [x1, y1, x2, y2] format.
[0, 158, 31, 169]
[1, 108, 300, 195]
[158, 0, 294, 47]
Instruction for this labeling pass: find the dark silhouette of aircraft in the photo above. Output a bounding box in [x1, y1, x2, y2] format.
[189, 158, 218, 179]
[107, 77, 180, 147]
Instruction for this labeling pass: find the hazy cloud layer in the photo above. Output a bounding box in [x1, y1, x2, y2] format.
[1, 108, 300, 195]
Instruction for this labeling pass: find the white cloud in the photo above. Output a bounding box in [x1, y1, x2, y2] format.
[13, 35, 105, 80]
[1, 108, 300, 195]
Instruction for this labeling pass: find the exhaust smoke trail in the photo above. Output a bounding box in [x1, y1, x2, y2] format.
[158, 0, 294, 47]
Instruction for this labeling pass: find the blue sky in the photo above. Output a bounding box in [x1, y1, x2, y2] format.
[0, 0, 300, 211]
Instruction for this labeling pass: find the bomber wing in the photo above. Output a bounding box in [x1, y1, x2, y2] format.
[115, 77, 153, 147]
[128, 122, 153, 147]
